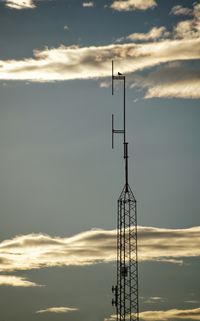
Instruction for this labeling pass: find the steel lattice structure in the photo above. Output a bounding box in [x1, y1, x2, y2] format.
[111, 61, 139, 321]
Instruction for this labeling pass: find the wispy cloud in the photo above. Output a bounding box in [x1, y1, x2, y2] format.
[0, 226, 200, 272]
[185, 301, 200, 305]
[131, 62, 200, 99]
[143, 296, 165, 304]
[5, 0, 36, 9]
[0, 274, 42, 287]
[110, 0, 157, 12]
[64, 25, 69, 31]
[37, 307, 79, 313]
[140, 307, 200, 321]
[100, 81, 110, 88]
[117, 26, 168, 42]
[106, 307, 200, 321]
[170, 5, 193, 17]
[82, 1, 94, 8]
[127, 26, 168, 41]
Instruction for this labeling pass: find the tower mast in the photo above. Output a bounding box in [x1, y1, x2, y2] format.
[111, 61, 139, 321]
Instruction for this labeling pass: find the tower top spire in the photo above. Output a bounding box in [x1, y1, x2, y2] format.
[111, 60, 129, 193]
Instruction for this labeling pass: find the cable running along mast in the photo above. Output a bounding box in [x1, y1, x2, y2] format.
[111, 61, 139, 321]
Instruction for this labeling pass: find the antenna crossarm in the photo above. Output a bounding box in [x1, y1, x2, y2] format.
[113, 75, 125, 80]
[113, 129, 124, 134]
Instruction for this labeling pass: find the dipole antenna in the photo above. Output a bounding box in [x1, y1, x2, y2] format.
[111, 61, 129, 193]
[111, 60, 139, 321]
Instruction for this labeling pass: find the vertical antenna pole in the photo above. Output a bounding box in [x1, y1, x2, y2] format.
[123, 76, 129, 193]
[112, 114, 114, 149]
[111, 60, 139, 321]
[112, 60, 114, 96]
[123, 76, 126, 144]
[125, 142, 128, 193]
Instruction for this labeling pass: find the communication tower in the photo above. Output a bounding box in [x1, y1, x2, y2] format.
[111, 61, 139, 321]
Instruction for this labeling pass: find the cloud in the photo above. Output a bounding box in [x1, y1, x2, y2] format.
[100, 81, 110, 88]
[5, 0, 35, 9]
[64, 25, 69, 31]
[174, 3, 200, 39]
[106, 307, 200, 321]
[127, 26, 168, 41]
[123, 2, 199, 99]
[174, 20, 200, 39]
[82, 1, 94, 7]
[170, 5, 193, 16]
[110, 0, 157, 12]
[37, 307, 79, 313]
[0, 37, 200, 82]
[143, 296, 165, 304]
[139, 307, 200, 321]
[0, 226, 200, 272]
[131, 63, 200, 99]
[117, 27, 168, 42]
[3, 0, 156, 11]
[1, 3, 199, 100]
[0, 274, 42, 287]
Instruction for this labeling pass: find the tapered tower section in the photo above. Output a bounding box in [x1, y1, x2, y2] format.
[111, 61, 139, 321]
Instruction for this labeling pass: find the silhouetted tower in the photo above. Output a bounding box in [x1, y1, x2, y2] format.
[111, 61, 139, 321]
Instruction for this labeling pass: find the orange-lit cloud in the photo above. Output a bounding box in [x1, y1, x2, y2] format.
[0, 226, 200, 272]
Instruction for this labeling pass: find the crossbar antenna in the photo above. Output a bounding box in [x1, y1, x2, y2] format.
[112, 60, 128, 192]
[111, 60, 139, 321]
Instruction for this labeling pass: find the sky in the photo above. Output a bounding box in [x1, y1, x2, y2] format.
[0, 0, 200, 320]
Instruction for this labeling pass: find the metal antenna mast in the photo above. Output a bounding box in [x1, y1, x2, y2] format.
[111, 61, 139, 321]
